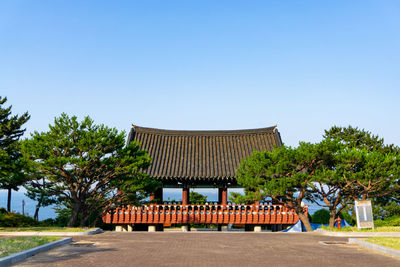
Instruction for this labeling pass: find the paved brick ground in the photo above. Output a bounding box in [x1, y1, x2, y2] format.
[15, 232, 400, 267]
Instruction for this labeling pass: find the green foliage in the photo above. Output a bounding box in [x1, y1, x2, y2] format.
[319, 146, 400, 203]
[324, 126, 400, 201]
[189, 191, 207, 204]
[0, 210, 44, 227]
[311, 126, 400, 227]
[21, 113, 158, 227]
[373, 201, 400, 220]
[233, 142, 333, 231]
[374, 216, 400, 227]
[51, 206, 72, 227]
[0, 96, 30, 210]
[324, 126, 399, 154]
[0, 96, 30, 151]
[311, 209, 330, 224]
[0, 208, 56, 228]
[24, 177, 58, 220]
[234, 125, 400, 231]
[383, 202, 400, 217]
[339, 209, 356, 225]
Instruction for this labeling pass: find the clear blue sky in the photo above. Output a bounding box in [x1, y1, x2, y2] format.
[1, 0, 399, 147]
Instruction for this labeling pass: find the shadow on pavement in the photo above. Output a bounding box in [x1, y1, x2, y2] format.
[18, 244, 117, 265]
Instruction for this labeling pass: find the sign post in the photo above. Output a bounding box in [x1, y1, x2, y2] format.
[355, 200, 374, 230]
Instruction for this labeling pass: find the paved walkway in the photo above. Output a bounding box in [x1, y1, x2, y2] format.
[15, 232, 400, 267]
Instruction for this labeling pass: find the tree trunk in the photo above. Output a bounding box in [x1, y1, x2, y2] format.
[34, 204, 40, 220]
[67, 202, 81, 227]
[79, 216, 90, 227]
[297, 210, 313, 232]
[329, 208, 336, 228]
[79, 209, 90, 227]
[7, 188, 11, 212]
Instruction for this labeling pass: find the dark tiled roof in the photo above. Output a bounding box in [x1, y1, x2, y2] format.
[127, 125, 282, 183]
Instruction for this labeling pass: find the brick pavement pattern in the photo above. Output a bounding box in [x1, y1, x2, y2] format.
[15, 232, 400, 267]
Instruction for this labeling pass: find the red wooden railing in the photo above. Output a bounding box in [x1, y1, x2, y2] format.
[102, 204, 306, 225]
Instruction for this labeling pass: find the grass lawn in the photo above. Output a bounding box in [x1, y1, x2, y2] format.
[321, 226, 400, 232]
[365, 237, 400, 250]
[0, 227, 94, 232]
[0, 236, 60, 257]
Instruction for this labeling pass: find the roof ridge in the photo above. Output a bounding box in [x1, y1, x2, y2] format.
[131, 125, 278, 136]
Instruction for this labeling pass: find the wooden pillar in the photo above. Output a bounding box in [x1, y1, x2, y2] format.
[181, 186, 190, 231]
[218, 186, 228, 231]
[182, 187, 189, 205]
[219, 187, 228, 206]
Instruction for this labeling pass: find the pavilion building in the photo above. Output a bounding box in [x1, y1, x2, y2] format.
[103, 125, 306, 232]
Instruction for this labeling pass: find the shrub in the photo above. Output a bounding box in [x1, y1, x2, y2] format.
[311, 209, 330, 224]
[0, 209, 58, 227]
[384, 202, 400, 217]
[374, 216, 400, 227]
[0, 207, 8, 214]
[0, 211, 40, 227]
[40, 218, 57, 226]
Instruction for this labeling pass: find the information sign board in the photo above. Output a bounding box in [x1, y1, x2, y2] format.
[355, 200, 374, 229]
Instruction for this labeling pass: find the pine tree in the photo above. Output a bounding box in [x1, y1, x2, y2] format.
[232, 142, 332, 232]
[0, 96, 30, 211]
[21, 113, 159, 226]
[317, 126, 400, 226]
